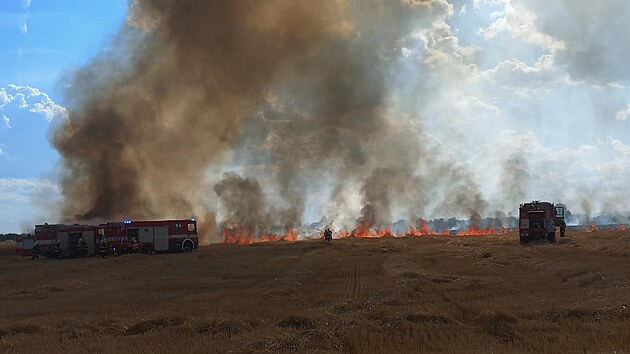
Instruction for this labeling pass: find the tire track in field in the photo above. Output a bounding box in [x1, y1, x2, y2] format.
[323, 261, 366, 301]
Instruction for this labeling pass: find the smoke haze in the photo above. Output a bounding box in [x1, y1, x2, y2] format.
[51, 0, 630, 239]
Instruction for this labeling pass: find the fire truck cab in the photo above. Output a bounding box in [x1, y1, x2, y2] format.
[519, 201, 565, 244]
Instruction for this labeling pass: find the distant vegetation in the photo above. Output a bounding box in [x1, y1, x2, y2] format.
[0, 233, 19, 242]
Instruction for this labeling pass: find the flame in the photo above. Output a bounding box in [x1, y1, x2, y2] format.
[608, 224, 627, 232]
[221, 219, 515, 244]
[221, 227, 299, 244]
[584, 223, 599, 233]
[283, 229, 299, 241]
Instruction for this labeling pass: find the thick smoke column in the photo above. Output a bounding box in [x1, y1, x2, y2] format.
[53, 0, 348, 221]
[213, 173, 269, 234]
[53, 0, 491, 237]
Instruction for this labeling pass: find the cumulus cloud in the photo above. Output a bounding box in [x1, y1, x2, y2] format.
[521, 0, 630, 86]
[615, 104, 630, 121]
[480, 0, 566, 52]
[481, 54, 564, 96]
[0, 85, 68, 122]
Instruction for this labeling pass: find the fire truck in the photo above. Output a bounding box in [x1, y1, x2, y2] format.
[519, 201, 565, 244]
[97, 219, 199, 254]
[16, 223, 97, 258]
[16, 219, 199, 258]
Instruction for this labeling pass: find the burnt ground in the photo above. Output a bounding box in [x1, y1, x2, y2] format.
[1, 231, 629, 353]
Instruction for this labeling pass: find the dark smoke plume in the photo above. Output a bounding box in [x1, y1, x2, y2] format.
[53, 0, 491, 237]
[54, 0, 349, 222]
[213, 172, 270, 234]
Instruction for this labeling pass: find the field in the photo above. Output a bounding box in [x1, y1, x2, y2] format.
[1, 231, 629, 353]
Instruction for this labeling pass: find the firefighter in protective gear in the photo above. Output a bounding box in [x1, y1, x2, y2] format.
[131, 238, 139, 254]
[559, 220, 567, 237]
[81, 237, 89, 257]
[324, 227, 333, 243]
[31, 241, 40, 260]
[76, 237, 85, 257]
[99, 238, 108, 258]
[54, 240, 62, 259]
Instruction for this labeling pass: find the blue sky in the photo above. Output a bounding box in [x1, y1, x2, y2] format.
[0, 0, 126, 232]
[2, 0, 630, 233]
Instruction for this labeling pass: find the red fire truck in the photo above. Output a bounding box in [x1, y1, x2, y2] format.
[16, 219, 199, 258]
[97, 219, 199, 254]
[16, 223, 97, 258]
[519, 201, 565, 244]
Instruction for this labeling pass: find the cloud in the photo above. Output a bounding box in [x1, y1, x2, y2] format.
[520, 0, 630, 86]
[2, 115, 11, 129]
[0, 85, 68, 122]
[0, 178, 61, 233]
[22, 0, 32, 8]
[615, 104, 630, 121]
[481, 54, 564, 96]
[479, 0, 566, 53]
[18, 13, 28, 33]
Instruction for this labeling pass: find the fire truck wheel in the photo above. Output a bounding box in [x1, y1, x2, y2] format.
[182, 240, 193, 253]
[143, 246, 153, 255]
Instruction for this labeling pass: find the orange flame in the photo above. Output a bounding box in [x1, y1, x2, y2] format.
[221, 219, 514, 244]
[584, 223, 599, 233]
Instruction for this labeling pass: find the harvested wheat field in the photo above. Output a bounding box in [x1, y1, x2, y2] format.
[1, 231, 629, 353]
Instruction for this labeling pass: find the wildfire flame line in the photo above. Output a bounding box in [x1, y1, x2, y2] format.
[221, 219, 516, 245]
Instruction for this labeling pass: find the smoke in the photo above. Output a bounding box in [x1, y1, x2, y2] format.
[52, 0, 497, 238]
[213, 172, 270, 234]
[54, 0, 349, 221]
[499, 155, 529, 210]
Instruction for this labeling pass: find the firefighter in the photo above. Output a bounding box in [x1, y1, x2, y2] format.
[99, 237, 108, 258]
[31, 241, 40, 260]
[76, 237, 85, 257]
[324, 227, 333, 243]
[81, 237, 89, 257]
[560, 220, 567, 237]
[125, 237, 132, 254]
[54, 240, 62, 260]
[131, 238, 139, 254]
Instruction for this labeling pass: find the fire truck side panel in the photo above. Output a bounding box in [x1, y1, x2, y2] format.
[15, 237, 23, 255]
[154, 226, 169, 251]
[138, 227, 152, 246]
[19, 237, 33, 256]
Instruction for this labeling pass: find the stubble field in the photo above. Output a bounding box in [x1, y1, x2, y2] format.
[1, 231, 629, 353]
